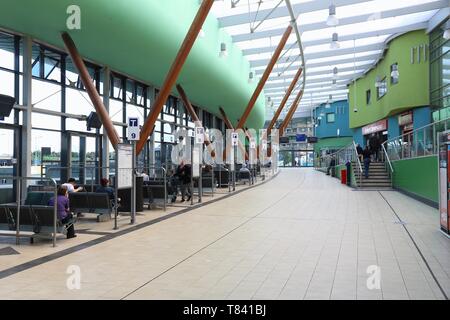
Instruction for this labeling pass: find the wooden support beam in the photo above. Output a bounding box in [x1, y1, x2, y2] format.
[236, 25, 293, 130]
[176, 84, 216, 158]
[267, 67, 303, 135]
[279, 89, 304, 136]
[136, 0, 214, 155]
[61, 32, 121, 149]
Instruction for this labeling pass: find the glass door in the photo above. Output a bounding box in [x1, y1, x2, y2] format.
[0, 125, 20, 203]
[62, 132, 101, 185]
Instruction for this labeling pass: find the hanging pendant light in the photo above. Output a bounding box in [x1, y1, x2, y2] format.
[248, 71, 254, 83]
[330, 32, 340, 49]
[326, 4, 339, 27]
[333, 67, 338, 80]
[219, 42, 228, 58]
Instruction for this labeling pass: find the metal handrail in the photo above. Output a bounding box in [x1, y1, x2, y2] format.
[352, 141, 363, 189]
[0, 176, 58, 247]
[352, 141, 363, 174]
[382, 144, 394, 173]
[383, 116, 450, 148]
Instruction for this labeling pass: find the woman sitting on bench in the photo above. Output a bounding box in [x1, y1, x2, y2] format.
[48, 186, 76, 239]
[96, 178, 120, 209]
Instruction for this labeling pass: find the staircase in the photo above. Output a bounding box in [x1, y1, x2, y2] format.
[352, 161, 392, 189]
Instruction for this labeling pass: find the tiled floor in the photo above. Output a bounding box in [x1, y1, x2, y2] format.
[0, 168, 448, 300]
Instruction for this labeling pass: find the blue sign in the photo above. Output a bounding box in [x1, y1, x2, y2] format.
[127, 117, 140, 141]
[296, 134, 307, 142]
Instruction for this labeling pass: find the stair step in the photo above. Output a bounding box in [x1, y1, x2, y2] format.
[359, 182, 392, 186]
[357, 174, 391, 181]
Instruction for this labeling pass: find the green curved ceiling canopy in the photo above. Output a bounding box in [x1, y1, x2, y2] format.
[0, 0, 266, 129]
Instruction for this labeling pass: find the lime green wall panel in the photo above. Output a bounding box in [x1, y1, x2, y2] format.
[348, 30, 430, 129]
[314, 137, 353, 153]
[0, 0, 265, 129]
[392, 156, 438, 203]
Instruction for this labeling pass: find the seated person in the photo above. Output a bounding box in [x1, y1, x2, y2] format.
[141, 171, 150, 182]
[62, 178, 84, 193]
[62, 178, 84, 217]
[48, 186, 76, 239]
[96, 178, 116, 201]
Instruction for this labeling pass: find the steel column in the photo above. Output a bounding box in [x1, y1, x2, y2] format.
[21, 36, 32, 200]
[236, 25, 293, 130]
[136, 0, 214, 155]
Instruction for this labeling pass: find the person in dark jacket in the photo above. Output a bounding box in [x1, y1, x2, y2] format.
[48, 186, 76, 239]
[369, 134, 381, 162]
[96, 178, 115, 201]
[327, 156, 336, 176]
[363, 146, 372, 179]
[356, 144, 363, 162]
[175, 161, 192, 202]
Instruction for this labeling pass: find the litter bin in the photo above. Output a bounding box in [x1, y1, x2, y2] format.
[346, 161, 351, 186]
[341, 169, 347, 185]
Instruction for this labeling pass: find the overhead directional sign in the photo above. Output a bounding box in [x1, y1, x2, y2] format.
[127, 117, 140, 141]
[231, 133, 239, 146]
[261, 139, 267, 150]
[195, 126, 205, 144]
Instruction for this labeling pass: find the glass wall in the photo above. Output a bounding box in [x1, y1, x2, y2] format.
[430, 22, 450, 121]
[0, 30, 223, 189]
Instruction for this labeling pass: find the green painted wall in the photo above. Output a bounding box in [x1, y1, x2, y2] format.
[0, 0, 265, 129]
[348, 30, 430, 129]
[314, 137, 353, 154]
[392, 156, 438, 204]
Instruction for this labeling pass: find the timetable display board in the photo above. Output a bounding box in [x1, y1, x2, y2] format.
[192, 145, 200, 178]
[117, 144, 133, 189]
[438, 131, 450, 235]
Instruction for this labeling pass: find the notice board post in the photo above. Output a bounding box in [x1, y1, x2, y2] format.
[114, 143, 133, 230]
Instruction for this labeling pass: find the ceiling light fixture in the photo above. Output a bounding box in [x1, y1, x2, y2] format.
[332, 79, 337, 88]
[249, 71, 254, 83]
[330, 32, 340, 49]
[326, 4, 339, 27]
[219, 42, 228, 58]
[333, 67, 338, 79]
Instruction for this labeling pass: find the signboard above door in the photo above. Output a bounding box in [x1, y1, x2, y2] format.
[362, 119, 388, 136]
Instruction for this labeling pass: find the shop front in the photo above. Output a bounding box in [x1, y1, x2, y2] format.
[398, 111, 414, 136]
[362, 119, 389, 148]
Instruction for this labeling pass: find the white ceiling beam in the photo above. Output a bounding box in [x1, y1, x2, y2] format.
[242, 22, 427, 56]
[267, 62, 373, 82]
[251, 43, 384, 68]
[271, 89, 350, 101]
[263, 72, 364, 89]
[268, 85, 348, 98]
[219, 0, 371, 27]
[256, 53, 380, 75]
[427, 6, 450, 33]
[231, 1, 447, 42]
[265, 80, 348, 93]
